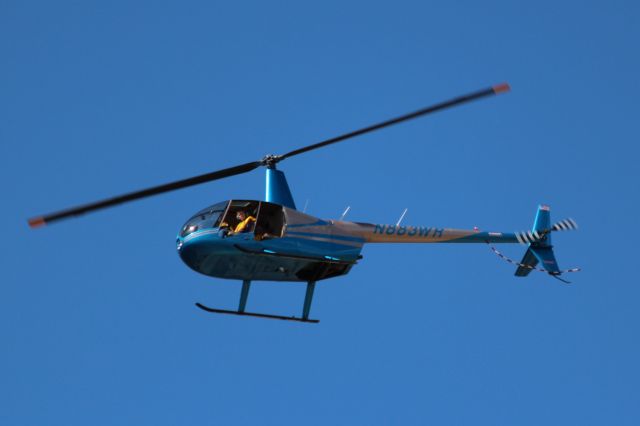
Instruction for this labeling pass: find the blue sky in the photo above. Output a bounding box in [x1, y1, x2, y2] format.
[2, 1, 639, 424]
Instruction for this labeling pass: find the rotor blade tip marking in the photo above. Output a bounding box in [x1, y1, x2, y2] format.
[28, 217, 46, 228]
[492, 83, 511, 94]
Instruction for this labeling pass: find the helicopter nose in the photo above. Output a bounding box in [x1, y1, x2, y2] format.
[178, 237, 204, 271]
[177, 231, 224, 271]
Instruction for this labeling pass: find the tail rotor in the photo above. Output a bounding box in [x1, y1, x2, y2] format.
[491, 205, 580, 283]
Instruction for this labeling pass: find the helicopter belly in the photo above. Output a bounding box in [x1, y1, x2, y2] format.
[178, 232, 357, 282]
[206, 254, 353, 282]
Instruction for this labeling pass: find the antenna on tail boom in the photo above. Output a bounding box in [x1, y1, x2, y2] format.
[339, 206, 351, 221]
[396, 208, 408, 227]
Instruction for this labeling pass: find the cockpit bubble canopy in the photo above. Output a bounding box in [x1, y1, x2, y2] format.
[180, 201, 228, 237]
[179, 200, 285, 239]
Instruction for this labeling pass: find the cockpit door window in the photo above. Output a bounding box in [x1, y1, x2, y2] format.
[219, 200, 260, 234]
[255, 202, 285, 240]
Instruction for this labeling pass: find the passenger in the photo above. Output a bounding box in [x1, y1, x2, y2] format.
[233, 210, 256, 234]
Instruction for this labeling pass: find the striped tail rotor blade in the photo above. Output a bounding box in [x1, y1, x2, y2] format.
[552, 218, 579, 232]
[517, 231, 532, 244]
[516, 230, 547, 245]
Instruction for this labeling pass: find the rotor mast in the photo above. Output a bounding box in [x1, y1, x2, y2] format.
[263, 156, 296, 209]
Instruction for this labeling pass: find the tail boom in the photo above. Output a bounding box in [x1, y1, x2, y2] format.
[355, 223, 520, 244]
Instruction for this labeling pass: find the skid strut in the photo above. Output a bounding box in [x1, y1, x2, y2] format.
[238, 280, 250, 312]
[302, 281, 315, 320]
[195, 280, 319, 323]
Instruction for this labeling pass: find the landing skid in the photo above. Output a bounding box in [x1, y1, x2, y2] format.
[195, 279, 319, 323]
[195, 303, 319, 323]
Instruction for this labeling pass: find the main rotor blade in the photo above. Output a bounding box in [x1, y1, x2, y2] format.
[280, 83, 510, 160]
[29, 83, 510, 228]
[28, 161, 262, 228]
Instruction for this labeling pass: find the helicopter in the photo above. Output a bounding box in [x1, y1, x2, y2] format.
[28, 83, 579, 323]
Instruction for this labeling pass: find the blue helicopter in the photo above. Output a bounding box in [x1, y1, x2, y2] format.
[28, 83, 578, 323]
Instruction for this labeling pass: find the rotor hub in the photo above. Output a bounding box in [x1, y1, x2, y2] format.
[261, 154, 283, 168]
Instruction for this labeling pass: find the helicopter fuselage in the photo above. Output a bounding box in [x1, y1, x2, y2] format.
[177, 199, 522, 283]
[177, 200, 365, 282]
[178, 228, 361, 282]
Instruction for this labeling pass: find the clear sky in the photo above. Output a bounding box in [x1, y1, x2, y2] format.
[2, 1, 639, 424]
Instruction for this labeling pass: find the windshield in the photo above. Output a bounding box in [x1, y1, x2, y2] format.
[180, 201, 229, 237]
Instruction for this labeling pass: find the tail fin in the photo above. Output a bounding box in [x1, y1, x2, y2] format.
[514, 247, 538, 277]
[515, 205, 563, 277]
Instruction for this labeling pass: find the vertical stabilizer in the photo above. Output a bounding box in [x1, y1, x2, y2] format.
[515, 205, 561, 276]
[515, 248, 538, 277]
[532, 204, 552, 247]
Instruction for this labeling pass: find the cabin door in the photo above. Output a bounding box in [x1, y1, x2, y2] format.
[255, 202, 285, 240]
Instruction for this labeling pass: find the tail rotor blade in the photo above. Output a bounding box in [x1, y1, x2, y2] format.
[552, 218, 579, 232]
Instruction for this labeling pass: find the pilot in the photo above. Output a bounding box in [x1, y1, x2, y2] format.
[233, 210, 256, 234]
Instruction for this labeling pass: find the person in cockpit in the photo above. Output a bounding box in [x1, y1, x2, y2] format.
[233, 210, 256, 234]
